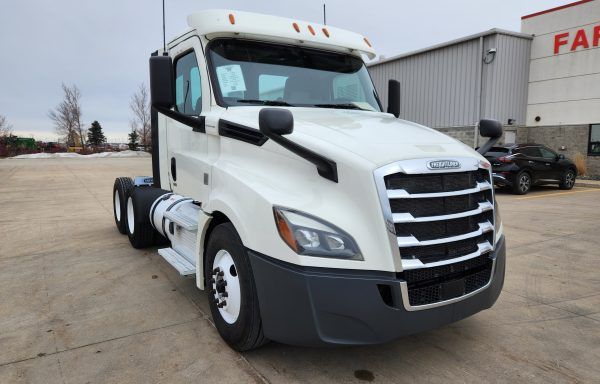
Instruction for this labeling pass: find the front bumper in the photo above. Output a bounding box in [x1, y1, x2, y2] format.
[248, 235, 506, 347]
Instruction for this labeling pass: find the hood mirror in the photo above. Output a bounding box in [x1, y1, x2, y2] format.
[259, 108, 294, 136]
[477, 119, 503, 155]
[387, 80, 400, 118]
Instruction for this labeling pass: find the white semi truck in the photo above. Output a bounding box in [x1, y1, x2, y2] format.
[112, 10, 506, 351]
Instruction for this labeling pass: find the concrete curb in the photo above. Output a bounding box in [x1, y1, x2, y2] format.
[575, 181, 600, 189]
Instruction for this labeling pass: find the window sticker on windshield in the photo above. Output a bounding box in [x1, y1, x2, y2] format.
[216, 65, 246, 94]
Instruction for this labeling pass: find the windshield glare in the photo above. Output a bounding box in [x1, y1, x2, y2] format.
[208, 39, 382, 112]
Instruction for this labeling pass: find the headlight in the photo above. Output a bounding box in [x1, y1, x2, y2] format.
[273, 207, 363, 260]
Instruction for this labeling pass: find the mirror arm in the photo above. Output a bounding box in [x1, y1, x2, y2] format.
[153, 106, 205, 133]
[477, 136, 500, 155]
[262, 132, 338, 183]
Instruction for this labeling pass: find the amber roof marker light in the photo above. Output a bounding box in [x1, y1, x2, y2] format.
[363, 37, 372, 47]
[228, 13, 235, 25]
[293, 22, 300, 33]
[322, 28, 330, 38]
[307, 25, 316, 35]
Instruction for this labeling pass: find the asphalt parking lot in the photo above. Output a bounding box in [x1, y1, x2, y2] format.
[1, 158, 599, 383]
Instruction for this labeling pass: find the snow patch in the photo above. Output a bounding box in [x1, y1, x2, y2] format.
[10, 150, 151, 159]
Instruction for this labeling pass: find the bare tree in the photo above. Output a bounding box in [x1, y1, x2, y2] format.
[130, 83, 151, 149]
[48, 83, 86, 147]
[0, 115, 13, 138]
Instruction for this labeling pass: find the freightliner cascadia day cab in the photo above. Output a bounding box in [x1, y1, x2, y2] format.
[112, 10, 506, 351]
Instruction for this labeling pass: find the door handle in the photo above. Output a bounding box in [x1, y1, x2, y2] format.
[528, 161, 534, 164]
[171, 157, 177, 181]
[545, 163, 551, 166]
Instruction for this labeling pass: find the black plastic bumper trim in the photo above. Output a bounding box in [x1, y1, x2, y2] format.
[248, 235, 505, 346]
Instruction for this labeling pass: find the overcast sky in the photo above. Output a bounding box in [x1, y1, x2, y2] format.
[1, 0, 568, 142]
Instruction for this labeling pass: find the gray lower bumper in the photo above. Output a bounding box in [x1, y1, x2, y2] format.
[248, 236, 506, 347]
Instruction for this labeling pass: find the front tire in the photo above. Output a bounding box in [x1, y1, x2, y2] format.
[512, 171, 532, 195]
[559, 169, 576, 190]
[205, 223, 268, 351]
[113, 177, 133, 234]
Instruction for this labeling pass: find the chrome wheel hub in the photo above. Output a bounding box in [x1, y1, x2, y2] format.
[114, 190, 121, 221]
[211, 250, 241, 324]
[127, 197, 135, 233]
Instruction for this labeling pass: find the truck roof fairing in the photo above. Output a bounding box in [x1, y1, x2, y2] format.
[186, 9, 377, 60]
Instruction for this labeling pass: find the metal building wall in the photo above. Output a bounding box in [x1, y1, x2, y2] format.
[481, 34, 531, 126]
[368, 31, 532, 129]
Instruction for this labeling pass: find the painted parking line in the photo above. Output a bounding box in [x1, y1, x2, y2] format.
[516, 188, 600, 200]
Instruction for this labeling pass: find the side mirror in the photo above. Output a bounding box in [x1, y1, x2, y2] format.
[149, 56, 175, 109]
[259, 108, 294, 136]
[558, 154, 565, 160]
[479, 119, 503, 139]
[476, 119, 503, 155]
[387, 80, 400, 118]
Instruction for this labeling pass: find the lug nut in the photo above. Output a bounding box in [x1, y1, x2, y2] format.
[217, 271, 225, 277]
[217, 300, 227, 308]
[212, 267, 221, 274]
[210, 289, 216, 295]
[221, 292, 229, 297]
[208, 278, 215, 284]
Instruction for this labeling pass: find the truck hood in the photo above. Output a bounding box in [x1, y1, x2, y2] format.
[219, 107, 481, 167]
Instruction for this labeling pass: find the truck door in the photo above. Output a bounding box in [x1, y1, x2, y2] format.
[166, 37, 211, 203]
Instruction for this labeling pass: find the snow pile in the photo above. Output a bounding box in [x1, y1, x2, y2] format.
[11, 150, 151, 159]
[86, 150, 151, 158]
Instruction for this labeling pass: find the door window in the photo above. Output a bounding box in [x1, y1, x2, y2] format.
[516, 146, 542, 158]
[539, 146, 557, 159]
[175, 51, 202, 115]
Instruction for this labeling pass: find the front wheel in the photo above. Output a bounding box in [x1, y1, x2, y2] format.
[559, 169, 576, 190]
[205, 223, 268, 351]
[512, 171, 532, 195]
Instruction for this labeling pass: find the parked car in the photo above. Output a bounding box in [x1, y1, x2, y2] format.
[484, 144, 577, 194]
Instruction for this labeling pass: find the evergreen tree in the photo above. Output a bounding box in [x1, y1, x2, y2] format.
[128, 128, 139, 150]
[87, 120, 106, 146]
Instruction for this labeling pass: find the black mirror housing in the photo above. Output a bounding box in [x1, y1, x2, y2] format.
[259, 108, 294, 136]
[387, 80, 400, 118]
[149, 56, 175, 109]
[476, 119, 503, 155]
[479, 119, 503, 139]
[558, 154, 565, 160]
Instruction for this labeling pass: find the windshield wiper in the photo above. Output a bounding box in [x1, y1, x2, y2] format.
[313, 103, 367, 111]
[236, 99, 294, 106]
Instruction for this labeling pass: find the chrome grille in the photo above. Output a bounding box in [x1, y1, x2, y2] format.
[388, 171, 493, 264]
[374, 159, 496, 309]
[374, 158, 495, 269]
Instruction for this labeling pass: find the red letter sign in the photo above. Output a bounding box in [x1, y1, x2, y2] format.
[571, 29, 590, 51]
[594, 25, 600, 47]
[554, 32, 569, 54]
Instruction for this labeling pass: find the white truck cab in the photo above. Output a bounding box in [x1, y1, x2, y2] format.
[112, 10, 506, 351]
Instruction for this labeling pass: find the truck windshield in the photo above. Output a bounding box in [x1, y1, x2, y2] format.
[207, 39, 382, 112]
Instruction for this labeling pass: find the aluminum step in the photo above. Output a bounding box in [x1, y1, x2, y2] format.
[164, 210, 198, 231]
[158, 247, 196, 276]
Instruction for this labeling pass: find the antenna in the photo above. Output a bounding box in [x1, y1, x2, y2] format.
[323, 4, 327, 25]
[162, 0, 167, 55]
